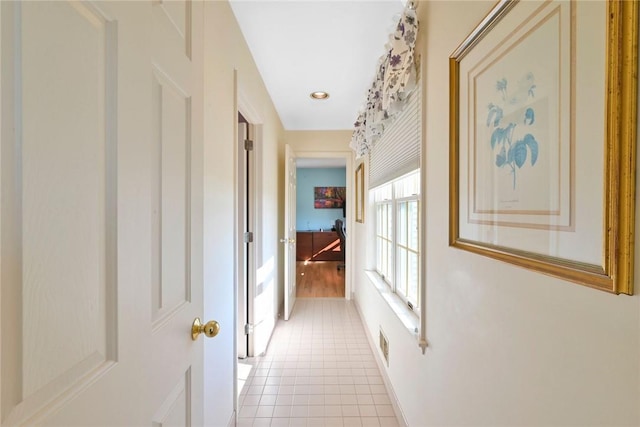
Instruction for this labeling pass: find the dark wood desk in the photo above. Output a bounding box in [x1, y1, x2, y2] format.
[296, 231, 343, 261]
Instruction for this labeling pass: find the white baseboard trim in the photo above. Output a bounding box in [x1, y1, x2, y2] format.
[352, 298, 409, 427]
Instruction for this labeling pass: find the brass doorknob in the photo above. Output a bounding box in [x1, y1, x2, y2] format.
[191, 317, 220, 340]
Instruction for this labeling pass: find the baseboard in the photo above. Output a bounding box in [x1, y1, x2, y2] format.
[352, 298, 409, 427]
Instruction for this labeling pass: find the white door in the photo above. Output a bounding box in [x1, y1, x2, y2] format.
[236, 122, 251, 359]
[0, 1, 210, 425]
[283, 144, 297, 320]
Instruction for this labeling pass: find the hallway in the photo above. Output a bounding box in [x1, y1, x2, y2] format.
[237, 299, 401, 427]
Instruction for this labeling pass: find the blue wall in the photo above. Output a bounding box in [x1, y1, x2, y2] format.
[296, 167, 346, 231]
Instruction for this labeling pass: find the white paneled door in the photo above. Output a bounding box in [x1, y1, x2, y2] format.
[283, 144, 297, 320]
[1, 1, 211, 425]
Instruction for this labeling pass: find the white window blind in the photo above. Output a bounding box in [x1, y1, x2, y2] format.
[369, 88, 421, 189]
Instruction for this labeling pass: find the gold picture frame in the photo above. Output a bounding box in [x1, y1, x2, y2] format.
[355, 163, 365, 223]
[449, 0, 637, 294]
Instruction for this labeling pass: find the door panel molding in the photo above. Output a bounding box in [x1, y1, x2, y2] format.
[152, 367, 192, 427]
[154, 0, 192, 59]
[151, 66, 193, 329]
[1, 2, 119, 423]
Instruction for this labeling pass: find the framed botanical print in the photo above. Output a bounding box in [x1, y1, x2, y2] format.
[449, 0, 637, 294]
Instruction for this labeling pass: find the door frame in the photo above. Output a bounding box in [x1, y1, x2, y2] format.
[236, 85, 265, 357]
[233, 75, 270, 409]
[289, 150, 354, 299]
[236, 117, 252, 361]
[236, 113, 263, 359]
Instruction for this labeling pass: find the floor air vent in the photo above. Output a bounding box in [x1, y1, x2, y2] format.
[379, 328, 389, 366]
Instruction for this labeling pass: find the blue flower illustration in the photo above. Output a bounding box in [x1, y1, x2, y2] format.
[486, 74, 540, 189]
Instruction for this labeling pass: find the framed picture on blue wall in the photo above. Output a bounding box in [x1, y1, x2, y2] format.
[314, 186, 345, 209]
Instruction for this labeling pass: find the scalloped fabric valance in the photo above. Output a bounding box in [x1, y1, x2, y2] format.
[350, 4, 418, 159]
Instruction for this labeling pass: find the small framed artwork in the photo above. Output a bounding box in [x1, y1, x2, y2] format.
[355, 163, 365, 223]
[314, 187, 345, 209]
[449, 0, 637, 294]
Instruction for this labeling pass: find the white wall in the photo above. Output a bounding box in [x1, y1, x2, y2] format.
[285, 130, 353, 153]
[353, 1, 640, 425]
[202, 2, 284, 424]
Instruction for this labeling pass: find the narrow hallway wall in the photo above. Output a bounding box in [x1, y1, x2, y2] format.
[352, 1, 640, 425]
[203, 2, 285, 424]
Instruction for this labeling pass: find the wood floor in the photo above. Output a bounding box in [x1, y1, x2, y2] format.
[295, 261, 345, 298]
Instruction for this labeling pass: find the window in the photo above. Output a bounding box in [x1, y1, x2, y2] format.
[366, 81, 423, 332]
[373, 170, 420, 311]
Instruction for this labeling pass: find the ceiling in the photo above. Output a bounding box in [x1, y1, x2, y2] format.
[229, 0, 406, 131]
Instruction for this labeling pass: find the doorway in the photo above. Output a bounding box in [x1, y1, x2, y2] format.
[235, 88, 277, 363]
[237, 112, 253, 360]
[294, 156, 349, 298]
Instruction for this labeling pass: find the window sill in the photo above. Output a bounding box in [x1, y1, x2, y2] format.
[364, 270, 419, 338]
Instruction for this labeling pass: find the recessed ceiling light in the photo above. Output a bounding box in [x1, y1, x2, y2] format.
[310, 91, 329, 100]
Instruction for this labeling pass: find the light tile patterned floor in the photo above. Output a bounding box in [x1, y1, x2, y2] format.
[237, 298, 401, 427]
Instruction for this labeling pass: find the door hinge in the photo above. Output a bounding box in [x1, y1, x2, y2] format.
[244, 323, 254, 335]
[244, 231, 254, 243]
[244, 139, 254, 151]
